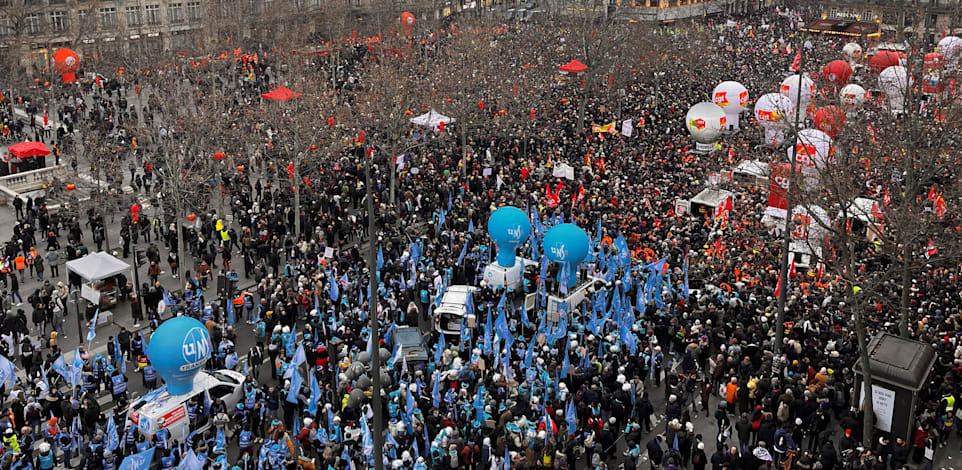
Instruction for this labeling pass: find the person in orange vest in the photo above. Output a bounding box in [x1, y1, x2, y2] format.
[14, 253, 26, 281]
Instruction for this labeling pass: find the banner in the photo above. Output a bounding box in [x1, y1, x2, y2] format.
[765, 162, 792, 219]
[621, 119, 634, 137]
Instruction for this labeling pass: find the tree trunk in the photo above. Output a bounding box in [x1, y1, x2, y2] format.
[294, 151, 302, 242]
[899, 242, 912, 338]
[853, 300, 876, 449]
[174, 179, 187, 287]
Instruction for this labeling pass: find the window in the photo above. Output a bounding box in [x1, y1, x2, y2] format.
[125, 6, 141, 25]
[187, 2, 201, 20]
[0, 18, 13, 35]
[167, 3, 183, 23]
[25, 14, 41, 34]
[99, 7, 117, 28]
[310, 0, 319, 7]
[49, 11, 67, 31]
[145, 4, 160, 24]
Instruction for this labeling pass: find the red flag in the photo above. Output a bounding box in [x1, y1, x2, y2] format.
[816, 262, 825, 280]
[791, 51, 801, 71]
[935, 195, 947, 218]
[788, 258, 797, 278]
[576, 184, 585, 203]
[926, 238, 939, 259]
[928, 185, 938, 201]
[883, 189, 891, 207]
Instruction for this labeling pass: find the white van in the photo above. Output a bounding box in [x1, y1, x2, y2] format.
[126, 369, 246, 443]
[433, 285, 478, 336]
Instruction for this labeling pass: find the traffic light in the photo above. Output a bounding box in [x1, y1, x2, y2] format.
[135, 250, 147, 267]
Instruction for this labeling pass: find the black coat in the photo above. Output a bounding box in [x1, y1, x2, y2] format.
[647, 437, 664, 465]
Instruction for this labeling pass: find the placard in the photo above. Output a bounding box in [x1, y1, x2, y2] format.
[859, 383, 896, 432]
[81, 284, 100, 304]
[675, 199, 690, 217]
[324, 247, 335, 258]
[482, 168, 492, 177]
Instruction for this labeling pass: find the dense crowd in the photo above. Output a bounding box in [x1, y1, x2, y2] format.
[1, 4, 961, 470]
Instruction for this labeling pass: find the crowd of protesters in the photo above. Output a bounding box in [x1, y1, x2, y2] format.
[1, 3, 962, 470]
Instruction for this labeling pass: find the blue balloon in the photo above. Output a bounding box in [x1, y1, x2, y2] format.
[486, 206, 531, 268]
[148, 316, 212, 395]
[543, 224, 590, 289]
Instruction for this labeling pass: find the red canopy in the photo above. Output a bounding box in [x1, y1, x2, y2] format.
[261, 85, 301, 101]
[558, 60, 588, 74]
[8, 141, 50, 158]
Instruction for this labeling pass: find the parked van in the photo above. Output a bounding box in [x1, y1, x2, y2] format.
[127, 369, 246, 443]
[433, 285, 478, 336]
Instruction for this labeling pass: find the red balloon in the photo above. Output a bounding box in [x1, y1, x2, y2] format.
[52, 48, 80, 83]
[327, 117, 335, 127]
[400, 12, 415, 34]
[813, 106, 846, 138]
[869, 51, 902, 73]
[822, 60, 853, 88]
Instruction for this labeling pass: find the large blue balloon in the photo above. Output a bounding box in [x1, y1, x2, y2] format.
[543, 224, 590, 289]
[148, 316, 212, 395]
[487, 206, 531, 267]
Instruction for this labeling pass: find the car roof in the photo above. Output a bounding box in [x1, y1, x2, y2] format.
[132, 370, 242, 417]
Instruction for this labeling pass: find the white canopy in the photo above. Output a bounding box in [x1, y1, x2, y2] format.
[410, 109, 455, 129]
[66, 251, 131, 281]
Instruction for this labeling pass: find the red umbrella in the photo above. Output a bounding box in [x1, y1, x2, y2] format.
[8, 141, 51, 158]
[261, 85, 302, 101]
[558, 60, 588, 74]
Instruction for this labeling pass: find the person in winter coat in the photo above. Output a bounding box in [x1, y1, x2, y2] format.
[647, 435, 665, 470]
[819, 440, 839, 470]
[692, 441, 708, 470]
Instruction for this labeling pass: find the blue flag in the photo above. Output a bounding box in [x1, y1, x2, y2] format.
[483, 307, 493, 356]
[523, 337, 536, 370]
[377, 246, 384, 271]
[119, 447, 155, 470]
[457, 243, 468, 265]
[87, 309, 99, 342]
[468, 218, 475, 233]
[432, 372, 441, 408]
[69, 348, 84, 386]
[434, 332, 445, 365]
[566, 400, 577, 435]
[613, 234, 631, 269]
[328, 275, 339, 302]
[106, 414, 119, 452]
[682, 249, 690, 301]
[51, 354, 69, 381]
[287, 370, 302, 404]
[215, 427, 226, 453]
[308, 372, 320, 415]
[561, 340, 570, 379]
[227, 300, 235, 326]
[559, 262, 569, 295]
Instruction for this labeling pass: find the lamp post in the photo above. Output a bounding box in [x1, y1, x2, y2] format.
[365, 153, 385, 470]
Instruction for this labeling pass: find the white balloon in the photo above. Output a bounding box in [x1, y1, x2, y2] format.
[685, 102, 726, 144]
[838, 84, 868, 107]
[878, 66, 913, 113]
[790, 128, 833, 170]
[713, 81, 749, 131]
[780, 74, 816, 110]
[754, 93, 794, 128]
[842, 43, 862, 62]
[937, 36, 962, 65]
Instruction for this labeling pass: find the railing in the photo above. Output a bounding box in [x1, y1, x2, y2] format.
[0, 164, 68, 204]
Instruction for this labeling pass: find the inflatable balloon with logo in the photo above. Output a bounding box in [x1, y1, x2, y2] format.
[542, 224, 590, 290]
[52, 48, 80, 83]
[753, 93, 794, 146]
[148, 316, 212, 395]
[487, 206, 531, 268]
[685, 102, 726, 153]
[712, 81, 749, 131]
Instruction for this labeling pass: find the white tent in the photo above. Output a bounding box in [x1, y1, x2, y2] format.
[66, 251, 131, 281]
[410, 109, 455, 129]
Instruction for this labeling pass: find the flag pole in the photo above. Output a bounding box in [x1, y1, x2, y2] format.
[774, 33, 806, 353]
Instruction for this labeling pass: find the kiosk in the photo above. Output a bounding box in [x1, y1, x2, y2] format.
[853, 333, 937, 441]
[66, 251, 131, 309]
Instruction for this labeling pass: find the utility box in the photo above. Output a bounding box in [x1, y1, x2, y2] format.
[853, 333, 937, 441]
